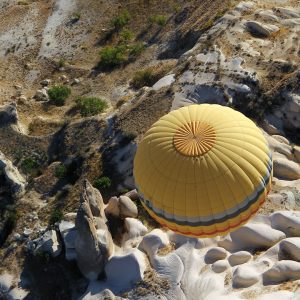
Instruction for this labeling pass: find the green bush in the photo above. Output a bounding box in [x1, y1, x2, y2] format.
[49, 209, 64, 225]
[129, 42, 145, 58]
[76, 97, 108, 116]
[94, 176, 112, 190]
[149, 15, 168, 26]
[48, 85, 71, 106]
[21, 157, 39, 174]
[99, 45, 127, 67]
[131, 69, 156, 89]
[111, 10, 131, 29]
[54, 164, 67, 179]
[58, 58, 65, 68]
[120, 29, 134, 42]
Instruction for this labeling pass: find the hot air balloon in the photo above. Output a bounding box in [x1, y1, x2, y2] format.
[133, 104, 272, 238]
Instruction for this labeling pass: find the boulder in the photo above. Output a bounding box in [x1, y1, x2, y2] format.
[279, 238, 300, 261]
[152, 74, 175, 91]
[34, 88, 49, 101]
[232, 265, 260, 288]
[81, 180, 106, 220]
[228, 251, 252, 266]
[272, 135, 290, 145]
[124, 218, 148, 240]
[268, 191, 296, 210]
[119, 195, 138, 218]
[205, 247, 228, 264]
[0, 103, 18, 126]
[75, 180, 114, 280]
[245, 21, 279, 37]
[31, 230, 62, 257]
[139, 229, 169, 256]
[273, 156, 300, 180]
[105, 196, 120, 217]
[124, 189, 140, 201]
[211, 260, 230, 273]
[41, 79, 51, 86]
[0, 151, 26, 199]
[59, 221, 77, 261]
[105, 249, 147, 290]
[293, 146, 300, 163]
[264, 134, 293, 159]
[270, 211, 300, 236]
[219, 223, 285, 251]
[263, 260, 300, 284]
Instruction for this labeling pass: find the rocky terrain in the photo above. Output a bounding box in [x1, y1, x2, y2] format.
[0, 0, 300, 299]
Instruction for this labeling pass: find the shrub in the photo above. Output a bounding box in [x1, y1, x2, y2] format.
[49, 209, 64, 225]
[149, 15, 168, 26]
[129, 42, 145, 58]
[99, 45, 127, 67]
[54, 164, 67, 179]
[120, 29, 134, 42]
[76, 97, 108, 116]
[111, 10, 131, 29]
[58, 58, 65, 68]
[21, 157, 38, 174]
[48, 85, 71, 106]
[94, 176, 112, 190]
[131, 69, 156, 89]
[17, 0, 28, 5]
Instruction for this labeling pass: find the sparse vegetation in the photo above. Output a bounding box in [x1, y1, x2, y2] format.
[54, 164, 67, 179]
[58, 58, 65, 68]
[49, 209, 64, 225]
[99, 45, 127, 67]
[76, 97, 108, 116]
[128, 42, 146, 58]
[17, 0, 29, 5]
[120, 29, 134, 42]
[20, 157, 39, 175]
[149, 15, 168, 26]
[131, 64, 172, 89]
[94, 176, 112, 190]
[48, 85, 71, 106]
[111, 10, 131, 30]
[99, 42, 145, 67]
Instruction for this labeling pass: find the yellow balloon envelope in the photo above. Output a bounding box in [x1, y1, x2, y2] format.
[133, 104, 272, 237]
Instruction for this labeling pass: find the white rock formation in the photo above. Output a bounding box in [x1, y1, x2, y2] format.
[32, 230, 62, 257]
[270, 211, 300, 236]
[273, 156, 300, 180]
[263, 260, 300, 284]
[279, 238, 300, 261]
[219, 223, 285, 251]
[59, 220, 77, 261]
[205, 247, 228, 264]
[152, 74, 175, 90]
[211, 260, 230, 273]
[228, 251, 252, 266]
[105, 249, 147, 291]
[75, 180, 114, 280]
[0, 151, 26, 198]
[233, 265, 260, 288]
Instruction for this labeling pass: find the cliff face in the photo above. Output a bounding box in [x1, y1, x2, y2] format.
[0, 0, 300, 299]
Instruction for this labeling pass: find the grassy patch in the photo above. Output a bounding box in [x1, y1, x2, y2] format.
[120, 29, 134, 42]
[49, 209, 64, 225]
[54, 164, 67, 179]
[111, 10, 131, 30]
[94, 176, 112, 190]
[48, 85, 71, 106]
[99, 45, 127, 67]
[149, 15, 168, 26]
[76, 97, 108, 116]
[128, 42, 146, 59]
[131, 64, 172, 89]
[20, 157, 39, 175]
